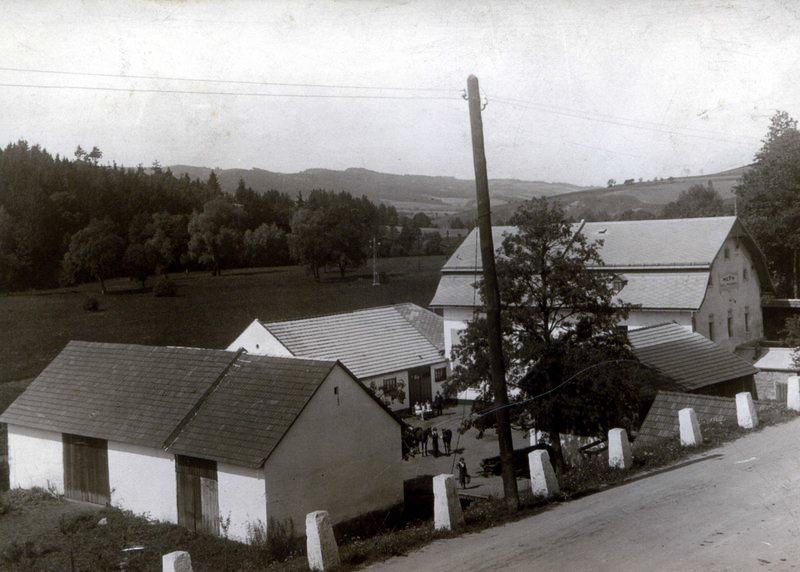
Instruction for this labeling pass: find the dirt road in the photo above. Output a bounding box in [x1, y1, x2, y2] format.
[370, 418, 800, 571]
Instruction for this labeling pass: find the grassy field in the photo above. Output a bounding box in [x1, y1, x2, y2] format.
[0, 255, 446, 386]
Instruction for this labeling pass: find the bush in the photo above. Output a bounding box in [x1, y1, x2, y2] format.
[153, 276, 177, 297]
[82, 297, 99, 312]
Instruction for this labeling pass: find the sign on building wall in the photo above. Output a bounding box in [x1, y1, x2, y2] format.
[720, 273, 738, 289]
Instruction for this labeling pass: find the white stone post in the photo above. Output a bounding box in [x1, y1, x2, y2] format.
[162, 551, 193, 572]
[528, 449, 559, 497]
[306, 511, 340, 571]
[608, 428, 632, 469]
[433, 474, 464, 531]
[736, 391, 759, 429]
[787, 376, 800, 412]
[678, 408, 703, 446]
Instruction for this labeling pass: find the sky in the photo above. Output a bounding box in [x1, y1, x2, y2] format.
[1, 0, 799, 187]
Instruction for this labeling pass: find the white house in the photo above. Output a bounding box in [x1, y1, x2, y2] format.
[0, 341, 403, 542]
[227, 303, 449, 409]
[431, 216, 773, 357]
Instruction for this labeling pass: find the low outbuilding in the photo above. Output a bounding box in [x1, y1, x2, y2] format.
[228, 304, 449, 410]
[0, 341, 403, 542]
[752, 347, 800, 401]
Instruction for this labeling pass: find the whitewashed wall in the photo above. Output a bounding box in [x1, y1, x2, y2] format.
[108, 441, 177, 523]
[218, 463, 267, 543]
[264, 366, 403, 531]
[7, 425, 64, 493]
[227, 320, 293, 356]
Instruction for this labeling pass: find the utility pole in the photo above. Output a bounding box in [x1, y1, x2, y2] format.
[466, 74, 519, 510]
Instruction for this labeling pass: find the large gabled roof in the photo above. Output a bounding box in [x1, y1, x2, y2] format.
[0, 341, 397, 468]
[442, 217, 740, 272]
[258, 304, 445, 379]
[628, 323, 757, 391]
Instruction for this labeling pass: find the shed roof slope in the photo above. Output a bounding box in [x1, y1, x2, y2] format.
[753, 348, 800, 372]
[628, 323, 757, 391]
[442, 217, 736, 272]
[168, 354, 336, 467]
[0, 341, 236, 447]
[261, 304, 444, 378]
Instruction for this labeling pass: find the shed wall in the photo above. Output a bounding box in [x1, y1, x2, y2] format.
[7, 425, 64, 494]
[218, 463, 267, 543]
[264, 366, 403, 531]
[108, 442, 177, 523]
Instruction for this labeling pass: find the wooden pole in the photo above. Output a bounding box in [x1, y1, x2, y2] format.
[466, 74, 519, 509]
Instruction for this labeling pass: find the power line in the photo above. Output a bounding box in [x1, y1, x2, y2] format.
[489, 94, 759, 145]
[0, 65, 455, 93]
[0, 82, 459, 100]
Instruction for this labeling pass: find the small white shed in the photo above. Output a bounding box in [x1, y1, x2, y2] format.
[228, 304, 449, 409]
[0, 341, 403, 542]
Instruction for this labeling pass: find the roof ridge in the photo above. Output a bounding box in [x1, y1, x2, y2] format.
[163, 348, 245, 450]
[627, 321, 679, 333]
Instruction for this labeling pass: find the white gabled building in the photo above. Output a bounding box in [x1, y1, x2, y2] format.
[228, 303, 449, 409]
[0, 341, 403, 542]
[431, 216, 773, 357]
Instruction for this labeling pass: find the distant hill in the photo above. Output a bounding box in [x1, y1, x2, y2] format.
[168, 165, 585, 218]
[457, 165, 751, 222]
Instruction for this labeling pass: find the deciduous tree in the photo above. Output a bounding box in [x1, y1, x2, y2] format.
[62, 218, 125, 293]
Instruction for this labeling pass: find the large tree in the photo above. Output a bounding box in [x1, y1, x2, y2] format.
[445, 198, 649, 466]
[735, 110, 800, 297]
[662, 182, 727, 218]
[187, 199, 244, 276]
[61, 218, 125, 293]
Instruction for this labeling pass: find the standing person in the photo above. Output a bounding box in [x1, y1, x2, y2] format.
[431, 427, 440, 457]
[434, 391, 444, 416]
[414, 426, 425, 456]
[422, 427, 431, 456]
[456, 457, 470, 489]
[442, 428, 452, 455]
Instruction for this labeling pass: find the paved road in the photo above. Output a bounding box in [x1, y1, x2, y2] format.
[370, 418, 800, 571]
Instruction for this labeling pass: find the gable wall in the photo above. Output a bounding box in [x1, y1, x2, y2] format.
[696, 236, 764, 352]
[7, 425, 64, 493]
[218, 463, 267, 542]
[264, 365, 403, 531]
[227, 321, 293, 356]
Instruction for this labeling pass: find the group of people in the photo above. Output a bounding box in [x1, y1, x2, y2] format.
[403, 424, 453, 458]
[412, 392, 445, 420]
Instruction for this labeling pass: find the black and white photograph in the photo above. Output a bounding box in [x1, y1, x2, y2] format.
[1, 1, 799, 570]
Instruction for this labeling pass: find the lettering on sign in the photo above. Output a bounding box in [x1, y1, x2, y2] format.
[720, 273, 737, 288]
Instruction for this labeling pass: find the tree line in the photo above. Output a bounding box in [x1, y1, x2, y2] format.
[0, 141, 445, 292]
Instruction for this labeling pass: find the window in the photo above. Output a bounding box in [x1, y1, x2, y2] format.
[727, 311, 733, 338]
[382, 377, 397, 391]
[708, 315, 715, 341]
[724, 246, 730, 260]
[434, 367, 447, 382]
[743, 267, 749, 281]
[745, 307, 750, 333]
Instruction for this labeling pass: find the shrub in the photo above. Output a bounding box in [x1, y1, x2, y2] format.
[153, 276, 177, 297]
[82, 297, 99, 311]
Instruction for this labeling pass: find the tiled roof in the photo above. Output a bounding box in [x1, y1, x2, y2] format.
[635, 390, 773, 449]
[628, 323, 758, 391]
[753, 348, 800, 372]
[0, 341, 393, 468]
[0, 341, 236, 448]
[429, 271, 709, 310]
[260, 304, 445, 379]
[442, 217, 737, 272]
[167, 354, 337, 467]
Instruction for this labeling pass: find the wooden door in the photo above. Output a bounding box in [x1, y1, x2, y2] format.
[175, 455, 219, 536]
[63, 433, 110, 505]
[408, 366, 433, 408]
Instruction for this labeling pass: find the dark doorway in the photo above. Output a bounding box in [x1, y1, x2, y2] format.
[63, 433, 110, 505]
[175, 455, 219, 535]
[408, 366, 432, 408]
